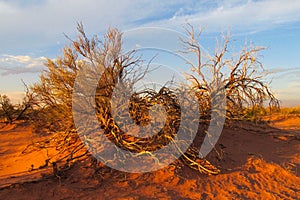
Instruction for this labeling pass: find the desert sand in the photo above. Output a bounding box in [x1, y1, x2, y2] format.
[0, 116, 299, 199]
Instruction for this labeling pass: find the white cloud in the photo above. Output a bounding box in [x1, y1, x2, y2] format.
[0, 0, 187, 50]
[1, 0, 300, 51]
[142, 0, 300, 33]
[0, 54, 46, 75]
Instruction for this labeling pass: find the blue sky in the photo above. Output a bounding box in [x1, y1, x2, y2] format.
[0, 0, 300, 106]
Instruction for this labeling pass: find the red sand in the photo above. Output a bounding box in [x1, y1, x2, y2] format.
[0, 117, 299, 199]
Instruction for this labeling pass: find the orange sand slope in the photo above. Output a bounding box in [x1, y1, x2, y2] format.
[0, 122, 48, 176]
[0, 117, 299, 199]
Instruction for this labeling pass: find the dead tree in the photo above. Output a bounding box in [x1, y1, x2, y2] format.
[180, 23, 279, 121]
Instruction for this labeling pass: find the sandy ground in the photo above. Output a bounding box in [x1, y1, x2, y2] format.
[0, 116, 299, 199]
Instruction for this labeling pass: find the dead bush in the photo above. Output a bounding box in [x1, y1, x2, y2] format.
[26, 23, 278, 176]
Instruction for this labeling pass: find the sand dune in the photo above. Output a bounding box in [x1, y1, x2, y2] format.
[0, 117, 299, 199]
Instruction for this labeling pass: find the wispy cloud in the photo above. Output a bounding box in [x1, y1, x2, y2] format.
[0, 0, 187, 50]
[269, 67, 300, 106]
[0, 54, 46, 75]
[142, 0, 300, 33]
[1, 0, 300, 51]
[274, 80, 300, 105]
[269, 67, 300, 83]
